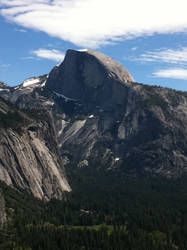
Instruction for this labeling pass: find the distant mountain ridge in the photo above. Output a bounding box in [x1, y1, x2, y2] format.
[0, 48, 187, 198]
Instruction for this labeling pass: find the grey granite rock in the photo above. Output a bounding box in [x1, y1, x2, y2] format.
[46, 49, 134, 112]
[0, 98, 71, 200]
[0, 49, 187, 180]
[0, 189, 6, 227]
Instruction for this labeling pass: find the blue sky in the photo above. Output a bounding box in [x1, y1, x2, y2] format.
[1, 0, 187, 91]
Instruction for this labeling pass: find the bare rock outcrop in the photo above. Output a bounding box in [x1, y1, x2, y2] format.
[1, 49, 187, 179]
[46, 49, 134, 112]
[0, 98, 71, 200]
[0, 189, 6, 227]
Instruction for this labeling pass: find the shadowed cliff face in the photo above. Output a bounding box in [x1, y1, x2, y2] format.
[44, 50, 187, 178]
[46, 50, 134, 112]
[0, 49, 187, 180]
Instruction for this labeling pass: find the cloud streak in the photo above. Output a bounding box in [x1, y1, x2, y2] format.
[137, 47, 187, 80]
[0, 63, 10, 67]
[153, 68, 187, 80]
[15, 28, 26, 32]
[32, 49, 65, 62]
[1, 0, 187, 48]
[139, 47, 187, 65]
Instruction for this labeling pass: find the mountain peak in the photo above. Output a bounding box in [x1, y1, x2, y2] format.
[46, 49, 134, 109]
[66, 49, 135, 83]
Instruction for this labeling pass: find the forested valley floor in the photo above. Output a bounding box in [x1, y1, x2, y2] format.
[1, 165, 187, 250]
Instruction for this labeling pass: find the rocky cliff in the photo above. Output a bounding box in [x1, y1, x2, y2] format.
[0, 97, 71, 200]
[46, 50, 187, 178]
[0, 49, 187, 179]
[47, 49, 134, 112]
[0, 189, 6, 227]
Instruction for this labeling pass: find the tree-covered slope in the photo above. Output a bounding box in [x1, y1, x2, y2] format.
[1, 168, 187, 249]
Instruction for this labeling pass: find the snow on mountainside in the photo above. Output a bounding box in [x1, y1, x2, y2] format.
[53, 91, 77, 102]
[0, 49, 187, 179]
[22, 78, 41, 87]
[0, 74, 49, 107]
[0, 89, 10, 92]
[21, 75, 48, 88]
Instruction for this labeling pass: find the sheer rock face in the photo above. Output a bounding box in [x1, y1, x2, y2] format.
[46, 50, 134, 112]
[0, 49, 187, 180]
[0, 126, 71, 200]
[0, 98, 71, 200]
[0, 189, 6, 227]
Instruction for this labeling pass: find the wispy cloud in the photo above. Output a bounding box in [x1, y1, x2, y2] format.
[0, 63, 10, 67]
[15, 28, 26, 32]
[32, 49, 65, 62]
[153, 68, 187, 80]
[139, 47, 187, 65]
[1, 0, 187, 48]
[21, 56, 35, 60]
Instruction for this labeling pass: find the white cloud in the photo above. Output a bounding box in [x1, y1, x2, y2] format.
[32, 49, 65, 62]
[139, 47, 187, 65]
[153, 69, 187, 80]
[1, 0, 187, 48]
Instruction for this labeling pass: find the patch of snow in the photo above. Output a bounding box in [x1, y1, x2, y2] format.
[54, 91, 77, 102]
[14, 86, 19, 90]
[89, 115, 94, 118]
[22, 78, 40, 87]
[0, 88, 10, 92]
[41, 80, 46, 87]
[115, 157, 120, 162]
[44, 101, 54, 106]
[78, 49, 88, 52]
[40, 75, 49, 87]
